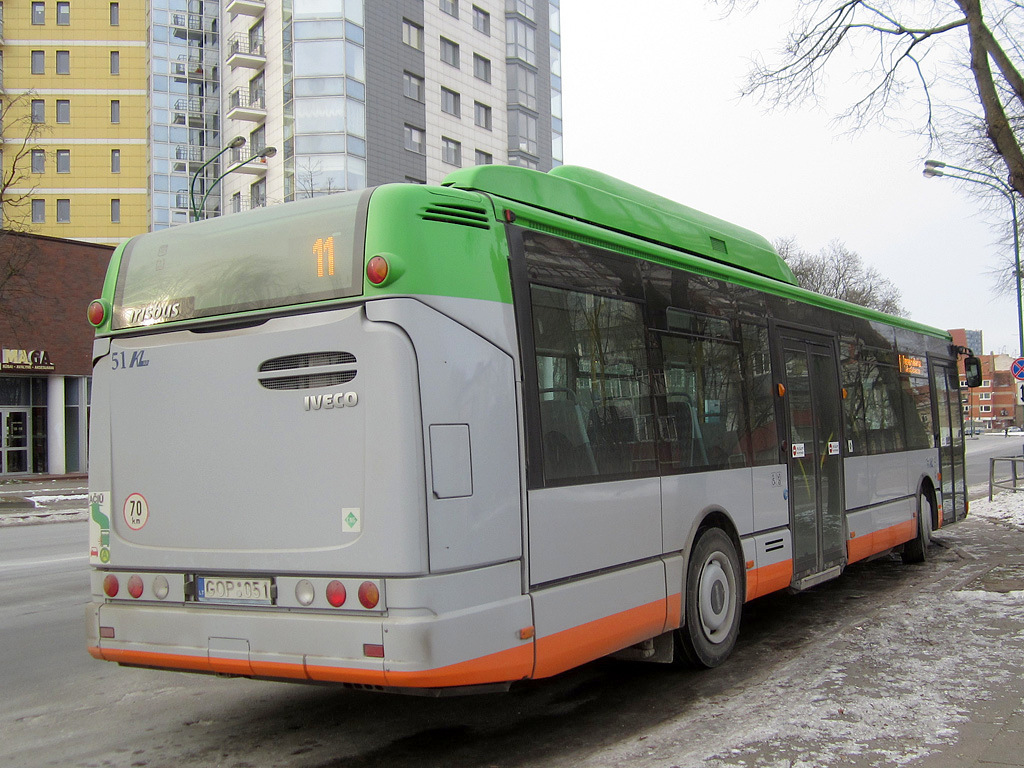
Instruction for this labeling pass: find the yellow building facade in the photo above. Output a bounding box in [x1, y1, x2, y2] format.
[1, 0, 147, 244]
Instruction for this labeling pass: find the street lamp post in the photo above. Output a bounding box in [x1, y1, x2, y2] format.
[197, 145, 278, 218]
[923, 159, 1023, 359]
[190, 136, 247, 221]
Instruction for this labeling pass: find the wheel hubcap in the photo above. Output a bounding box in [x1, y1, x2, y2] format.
[698, 554, 734, 643]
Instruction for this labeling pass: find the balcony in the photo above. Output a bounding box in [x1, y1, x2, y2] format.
[171, 12, 216, 40]
[172, 96, 217, 127]
[174, 54, 216, 80]
[228, 146, 272, 174]
[226, 0, 265, 17]
[227, 89, 266, 122]
[227, 34, 266, 69]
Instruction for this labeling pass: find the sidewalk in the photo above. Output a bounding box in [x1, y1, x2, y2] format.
[0, 474, 89, 526]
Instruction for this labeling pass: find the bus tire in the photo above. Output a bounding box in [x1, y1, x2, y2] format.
[901, 489, 933, 564]
[677, 527, 742, 668]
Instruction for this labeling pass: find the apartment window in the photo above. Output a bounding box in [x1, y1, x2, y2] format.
[440, 37, 459, 68]
[403, 72, 424, 102]
[56, 198, 70, 222]
[511, 110, 538, 154]
[440, 0, 458, 18]
[31, 2, 44, 25]
[980, 405, 993, 414]
[474, 101, 492, 130]
[979, 392, 993, 401]
[250, 178, 267, 208]
[231, 192, 241, 214]
[31, 150, 45, 173]
[404, 124, 426, 154]
[31, 100, 45, 124]
[507, 17, 535, 64]
[111, 199, 120, 223]
[508, 64, 537, 109]
[506, 0, 535, 20]
[56, 99, 70, 123]
[441, 137, 461, 166]
[110, 51, 119, 75]
[475, 149, 493, 165]
[109, 2, 119, 25]
[473, 6, 490, 35]
[110, 100, 120, 123]
[56, 149, 70, 173]
[56, 1, 69, 25]
[111, 149, 121, 173]
[56, 50, 69, 74]
[441, 87, 460, 117]
[402, 19, 423, 51]
[31, 199, 45, 223]
[31, 50, 45, 75]
[249, 71, 265, 105]
[473, 53, 491, 83]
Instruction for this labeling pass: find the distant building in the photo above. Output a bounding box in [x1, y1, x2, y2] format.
[0, 233, 113, 476]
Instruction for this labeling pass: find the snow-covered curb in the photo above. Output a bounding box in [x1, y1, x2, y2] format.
[969, 492, 1024, 529]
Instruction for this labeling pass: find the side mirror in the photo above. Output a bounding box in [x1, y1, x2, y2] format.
[963, 356, 983, 388]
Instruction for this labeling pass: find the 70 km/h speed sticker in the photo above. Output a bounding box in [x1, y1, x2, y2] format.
[123, 493, 149, 530]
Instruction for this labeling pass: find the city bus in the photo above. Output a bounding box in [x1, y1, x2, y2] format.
[86, 164, 974, 692]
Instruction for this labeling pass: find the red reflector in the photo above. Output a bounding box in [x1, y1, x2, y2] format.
[326, 580, 347, 608]
[366, 255, 389, 285]
[363, 643, 385, 658]
[99, 626, 115, 639]
[103, 574, 119, 598]
[358, 581, 380, 609]
[87, 300, 106, 327]
[127, 575, 144, 599]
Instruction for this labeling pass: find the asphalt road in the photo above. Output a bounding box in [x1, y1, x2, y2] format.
[3, 508, 1024, 767]
[965, 433, 1024, 497]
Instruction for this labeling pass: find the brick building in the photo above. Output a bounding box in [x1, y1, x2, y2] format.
[0, 232, 113, 476]
[949, 329, 1022, 431]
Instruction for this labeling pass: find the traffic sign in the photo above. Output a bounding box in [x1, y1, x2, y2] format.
[1013, 358, 1024, 381]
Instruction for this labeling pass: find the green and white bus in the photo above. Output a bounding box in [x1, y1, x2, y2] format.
[86, 165, 972, 691]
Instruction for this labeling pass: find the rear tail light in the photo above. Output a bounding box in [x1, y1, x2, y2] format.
[358, 581, 380, 609]
[366, 255, 389, 285]
[127, 575, 144, 599]
[295, 580, 315, 606]
[87, 299, 108, 327]
[103, 574, 119, 597]
[153, 576, 169, 600]
[326, 580, 347, 607]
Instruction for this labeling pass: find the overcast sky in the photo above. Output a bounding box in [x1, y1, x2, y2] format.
[558, 1, 1021, 357]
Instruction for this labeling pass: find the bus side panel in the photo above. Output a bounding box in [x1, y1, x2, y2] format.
[365, 299, 521, 573]
[528, 479, 661, 586]
[661, 468, 755, 554]
[531, 560, 672, 680]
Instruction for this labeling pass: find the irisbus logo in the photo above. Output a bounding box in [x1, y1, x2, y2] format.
[304, 392, 359, 411]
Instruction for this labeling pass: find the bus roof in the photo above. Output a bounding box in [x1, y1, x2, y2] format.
[442, 164, 799, 287]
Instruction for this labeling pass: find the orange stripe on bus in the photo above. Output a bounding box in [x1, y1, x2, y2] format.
[89, 643, 534, 689]
[745, 559, 793, 601]
[847, 518, 918, 563]
[664, 592, 682, 631]
[533, 598, 667, 679]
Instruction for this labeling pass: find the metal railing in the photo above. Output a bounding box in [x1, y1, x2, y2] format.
[989, 454, 1024, 500]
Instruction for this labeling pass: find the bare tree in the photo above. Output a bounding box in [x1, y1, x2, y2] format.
[0, 90, 49, 310]
[294, 158, 341, 199]
[713, 1, 1024, 198]
[777, 236, 909, 316]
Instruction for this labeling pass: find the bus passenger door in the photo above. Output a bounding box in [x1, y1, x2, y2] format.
[930, 361, 967, 525]
[778, 331, 846, 589]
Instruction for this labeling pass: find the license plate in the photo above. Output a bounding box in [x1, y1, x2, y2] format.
[196, 576, 273, 605]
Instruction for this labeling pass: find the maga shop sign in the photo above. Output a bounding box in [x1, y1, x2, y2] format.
[1, 348, 55, 372]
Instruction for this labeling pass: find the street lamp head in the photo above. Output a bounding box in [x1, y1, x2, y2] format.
[227, 135, 247, 149]
[924, 159, 947, 170]
[258, 146, 278, 159]
[922, 167, 944, 178]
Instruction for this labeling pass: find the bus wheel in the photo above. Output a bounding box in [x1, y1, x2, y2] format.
[677, 527, 742, 668]
[901, 490, 933, 564]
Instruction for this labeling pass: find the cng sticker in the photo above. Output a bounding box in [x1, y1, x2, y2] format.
[89, 492, 111, 564]
[342, 507, 361, 533]
[123, 493, 149, 530]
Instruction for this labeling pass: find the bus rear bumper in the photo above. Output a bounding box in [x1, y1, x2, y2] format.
[86, 587, 535, 690]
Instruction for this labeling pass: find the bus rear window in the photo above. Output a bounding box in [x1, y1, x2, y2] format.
[112, 190, 367, 329]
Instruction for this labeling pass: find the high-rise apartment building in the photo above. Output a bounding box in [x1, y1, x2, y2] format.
[0, 0, 149, 243]
[210, 0, 562, 221]
[2, 1, 560, 241]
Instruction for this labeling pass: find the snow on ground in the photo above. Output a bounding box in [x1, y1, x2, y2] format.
[970, 491, 1024, 529]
